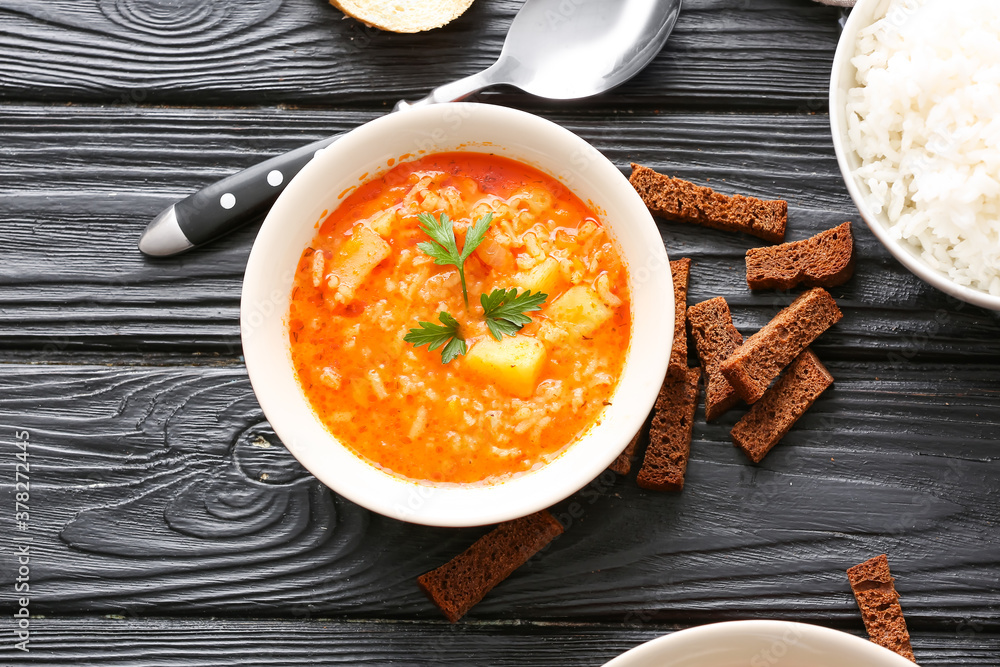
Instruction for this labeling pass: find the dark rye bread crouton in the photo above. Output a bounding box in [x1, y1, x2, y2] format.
[687, 297, 744, 421]
[746, 221, 855, 290]
[731, 349, 833, 463]
[720, 287, 843, 404]
[417, 510, 564, 622]
[608, 430, 642, 475]
[847, 554, 917, 662]
[629, 164, 787, 243]
[637, 367, 700, 492]
[668, 258, 692, 377]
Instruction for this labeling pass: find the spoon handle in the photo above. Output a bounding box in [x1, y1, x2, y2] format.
[394, 66, 502, 111]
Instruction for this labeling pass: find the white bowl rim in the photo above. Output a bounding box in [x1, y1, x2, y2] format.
[602, 620, 917, 667]
[829, 0, 1000, 311]
[241, 102, 673, 527]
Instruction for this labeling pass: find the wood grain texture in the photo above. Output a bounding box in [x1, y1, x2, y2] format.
[0, 362, 996, 624]
[1, 0, 998, 659]
[0, 0, 840, 108]
[1, 104, 997, 358]
[9, 618, 1000, 666]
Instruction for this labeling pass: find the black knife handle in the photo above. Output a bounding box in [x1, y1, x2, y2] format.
[175, 134, 343, 246]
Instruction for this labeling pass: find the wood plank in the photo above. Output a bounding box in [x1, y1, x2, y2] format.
[13, 618, 1000, 666]
[2, 362, 997, 624]
[1, 104, 997, 358]
[0, 0, 840, 108]
[5, 0, 996, 658]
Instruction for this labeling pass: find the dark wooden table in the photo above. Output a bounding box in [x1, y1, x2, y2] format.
[1, 0, 998, 664]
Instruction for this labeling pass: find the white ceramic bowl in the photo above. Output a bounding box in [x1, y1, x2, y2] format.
[830, 0, 1000, 311]
[241, 103, 673, 527]
[603, 621, 916, 667]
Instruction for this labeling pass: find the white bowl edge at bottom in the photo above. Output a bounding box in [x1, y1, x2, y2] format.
[602, 620, 916, 667]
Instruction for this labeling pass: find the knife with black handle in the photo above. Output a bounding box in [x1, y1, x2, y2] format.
[138, 134, 343, 256]
[136, 82, 475, 257]
[137, 92, 468, 256]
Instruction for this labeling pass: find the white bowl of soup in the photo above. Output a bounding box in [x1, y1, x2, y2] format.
[602, 621, 916, 667]
[241, 103, 673, 527]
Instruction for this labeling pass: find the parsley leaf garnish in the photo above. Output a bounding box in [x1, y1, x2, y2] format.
[407, 213, 545, 363]
[416, 211, 493, 307]
[481, 288, 548, 341]
[404, 311, 467, 364]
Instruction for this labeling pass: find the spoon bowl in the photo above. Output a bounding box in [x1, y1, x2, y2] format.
[496, 0, 680, 99]
[398, 0, 681, 108]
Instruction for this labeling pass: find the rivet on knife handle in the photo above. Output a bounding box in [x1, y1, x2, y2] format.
[138, 134, 342, 256]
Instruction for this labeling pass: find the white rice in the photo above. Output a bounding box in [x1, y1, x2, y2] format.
[847, 0, 1000, 295]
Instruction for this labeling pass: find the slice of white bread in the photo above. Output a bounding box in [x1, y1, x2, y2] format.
[331, 0, 475, 33]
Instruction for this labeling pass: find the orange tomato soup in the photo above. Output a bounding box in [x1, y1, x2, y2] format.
[288, 152, 630, 484]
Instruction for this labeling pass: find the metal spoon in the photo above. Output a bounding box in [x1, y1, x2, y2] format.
[398, 0, 680, 109]
[139, 0, 681, 256]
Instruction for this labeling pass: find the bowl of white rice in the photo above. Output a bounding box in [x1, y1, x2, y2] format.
[830, 0, 1000, 310]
